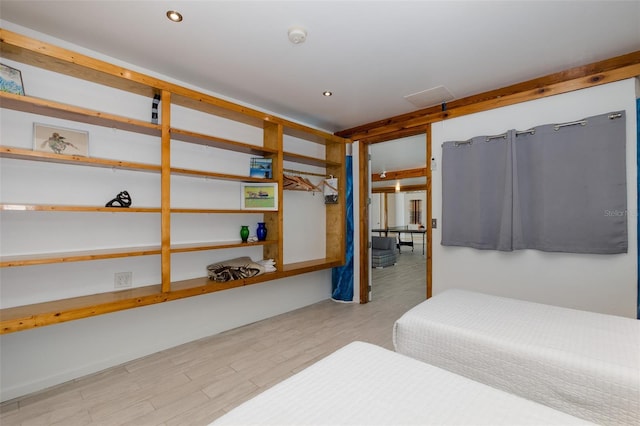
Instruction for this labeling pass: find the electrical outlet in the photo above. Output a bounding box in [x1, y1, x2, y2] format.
[114, 272, 132, 289]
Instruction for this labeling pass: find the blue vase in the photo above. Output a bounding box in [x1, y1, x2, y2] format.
[256, 222, 267, 241]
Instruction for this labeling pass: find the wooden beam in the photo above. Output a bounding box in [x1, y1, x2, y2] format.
[359, 143, 370, 304]
[425, 128, 432, 299]
[337, 51, 640, 142]
[362, 127, 427, 145]
[372, 167, 427, 182]
[372, 184, 427, 194]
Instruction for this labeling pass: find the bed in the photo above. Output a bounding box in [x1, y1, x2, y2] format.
[393, 289, 640, 426]
[211, 341, 593, 425]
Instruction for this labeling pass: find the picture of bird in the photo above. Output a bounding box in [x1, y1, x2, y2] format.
[41, 132, 79, 154]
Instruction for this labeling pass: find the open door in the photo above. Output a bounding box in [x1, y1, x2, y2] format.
[359, 128, 432, 303]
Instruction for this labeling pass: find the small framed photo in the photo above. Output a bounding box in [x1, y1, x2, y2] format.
[241, 182, 278, 211]
[249, 157, 273, 179]
[33, 123, 89, 157]
[0, 63, 25, 95]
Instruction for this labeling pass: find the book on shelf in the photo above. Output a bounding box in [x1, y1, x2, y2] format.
[250, 158, 272, 179]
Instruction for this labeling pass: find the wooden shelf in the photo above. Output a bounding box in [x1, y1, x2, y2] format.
[0, 284, 166, 334]
[0, 240, 279, 267]
[1, 30, 160, 98]
[170, 166, 276, 183]
[169, 272, 277, 293]
[0, 203, 160, 212]
[281, 258, 344, 274]
[283, 151, 341, 168]
[169, 208, 264, 214]
[0, 28, 348, 334]
[0, 92, 161, 136]
[283, 124, 345, 145]
[170, 93, 267, 129]
[0, 245, 162, 268]
[171, 128, 278, 156]
[0, 146, 162, 173]
[11, 207, 276, 214]
[0, 257, 342, 334]
[170, 240, 275, 253]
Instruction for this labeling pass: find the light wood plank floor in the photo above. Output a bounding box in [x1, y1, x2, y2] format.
[1, 249, 426, 425]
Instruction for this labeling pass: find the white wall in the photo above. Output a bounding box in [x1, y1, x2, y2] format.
[386, 193, 397, 226]
[371, 193, 382, 229]
[394, 193, 405, 226]
[431, 79, 638, 318]
[0, 23, 335, 401]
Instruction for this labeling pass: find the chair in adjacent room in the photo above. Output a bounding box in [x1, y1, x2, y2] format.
[371, 236, 398, 268]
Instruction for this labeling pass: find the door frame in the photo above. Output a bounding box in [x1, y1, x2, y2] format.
[358, 125, 432, 303]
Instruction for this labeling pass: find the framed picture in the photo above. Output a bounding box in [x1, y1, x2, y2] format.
[249, 157, 273, 179]
[241, 182, 278, 211]
[33, 123, 89, 157]
[0, 63, 25, 95]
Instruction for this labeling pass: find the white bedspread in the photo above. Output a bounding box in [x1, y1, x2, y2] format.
[212, 341, 593, 425]
[393, 289, 640, 426]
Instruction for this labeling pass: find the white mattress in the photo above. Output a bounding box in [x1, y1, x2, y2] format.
[393, 289, 640, 426]
[212, 341, 593, 425]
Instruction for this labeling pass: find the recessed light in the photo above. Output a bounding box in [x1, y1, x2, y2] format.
[323, 91, 333, 97]
[166, 10, 183, 22]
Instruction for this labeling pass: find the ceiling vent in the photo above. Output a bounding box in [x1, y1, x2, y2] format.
[404, 85, 454, 108]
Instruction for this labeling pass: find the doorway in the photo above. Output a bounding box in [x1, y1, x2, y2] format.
[358, 130, 432, 303]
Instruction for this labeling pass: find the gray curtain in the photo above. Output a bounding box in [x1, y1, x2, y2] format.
[441, 132, 513, 251]
[513, 111, 627, 254]
[442, 111, 627, 254]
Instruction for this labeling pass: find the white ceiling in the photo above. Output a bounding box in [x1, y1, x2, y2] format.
[370, 134, 427, 188]
[1, 1, 639, 178]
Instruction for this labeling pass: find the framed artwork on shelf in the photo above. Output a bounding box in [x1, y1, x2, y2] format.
[249, 157, 273, 179]
[0, 63, 25, 95]
[241, 182, 278, 211]
[33, 123, 90, 157]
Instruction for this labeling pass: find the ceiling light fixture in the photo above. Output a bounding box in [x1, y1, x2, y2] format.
[288, 27, 307, 44]
[323, 91, 333, 97]
[380, 171, 386, 179]
[166, 10, 183, 22]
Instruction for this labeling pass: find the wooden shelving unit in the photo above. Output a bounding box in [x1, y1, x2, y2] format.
[0, 146, 162, 173]
[0, 92, 162, 136]
[0, 28, 348, 334]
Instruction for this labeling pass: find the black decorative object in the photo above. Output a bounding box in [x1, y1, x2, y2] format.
[106, 190, 132, 208]
[151, 93, 161, 124]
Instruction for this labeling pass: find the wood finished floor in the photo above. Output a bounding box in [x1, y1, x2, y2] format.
[1, 248, 426, 425]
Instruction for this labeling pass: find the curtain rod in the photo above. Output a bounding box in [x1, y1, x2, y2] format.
[485, 133, 507, 142]
[447, 112, 624, 145]
[520, 113, 622, 135]
[554, 119, 587, 131]
[516, 129, 535, 136]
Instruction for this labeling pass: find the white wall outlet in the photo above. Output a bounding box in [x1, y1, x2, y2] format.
[114, 272, 133, 289]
